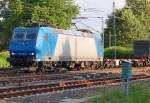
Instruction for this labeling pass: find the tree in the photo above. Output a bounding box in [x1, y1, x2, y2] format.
[104, 0, 150, 47]
[1, 0, 79, 38]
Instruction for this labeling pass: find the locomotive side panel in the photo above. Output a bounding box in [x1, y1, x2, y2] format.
[35, 27, 58, 61]
[47, 28, 103, 62]
[76, 36, 102, 61]
[52, 34, 76, 61]
[52, 34, 103, 62]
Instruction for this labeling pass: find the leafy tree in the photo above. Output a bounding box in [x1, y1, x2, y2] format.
[1, 0, 79, 38]
[127, 0, 150, 37]
[104, 0, 150, 47]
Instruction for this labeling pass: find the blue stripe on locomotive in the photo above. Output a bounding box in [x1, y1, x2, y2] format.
[95, 35, 104, 59]
[35, 27, 58, 61]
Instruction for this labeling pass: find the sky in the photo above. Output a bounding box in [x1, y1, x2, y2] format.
[73, 0, 126, 33]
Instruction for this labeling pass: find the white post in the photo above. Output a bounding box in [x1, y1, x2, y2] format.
[101, 16, 104, 47]
[113, 1, 116, 59]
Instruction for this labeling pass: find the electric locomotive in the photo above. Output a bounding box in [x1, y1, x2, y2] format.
[8, 26, 104, 71]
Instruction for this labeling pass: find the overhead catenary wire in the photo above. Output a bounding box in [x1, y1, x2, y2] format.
[78, 21, 101, 34]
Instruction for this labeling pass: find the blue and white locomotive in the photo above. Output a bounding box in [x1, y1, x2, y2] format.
[8, 26, 104, 70]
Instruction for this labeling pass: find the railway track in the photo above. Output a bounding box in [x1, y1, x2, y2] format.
[0, 67, 149, 87]
[0, 74, 149, 99]
[0, 72, 114, 87]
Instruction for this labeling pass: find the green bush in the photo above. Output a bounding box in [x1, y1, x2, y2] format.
[104, 46, 133, 59]
[0, 51, 10, 68]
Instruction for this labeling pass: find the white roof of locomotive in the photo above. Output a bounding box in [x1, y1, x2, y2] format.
[53, 28, 101, 39]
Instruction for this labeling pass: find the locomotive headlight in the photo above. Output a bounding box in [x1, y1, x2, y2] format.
[30, 53, 34, 55]
[11, 52, 15, 55]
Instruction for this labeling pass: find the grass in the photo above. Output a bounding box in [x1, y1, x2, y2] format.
[0, 51, 10, 68]
[88, 83, 150, 103]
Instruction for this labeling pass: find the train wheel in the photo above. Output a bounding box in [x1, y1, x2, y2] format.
[36, 61, 44, 73]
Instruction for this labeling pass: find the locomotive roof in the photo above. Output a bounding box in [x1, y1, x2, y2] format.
[52, 28, 101, 38]
[14, 27, 101, 39]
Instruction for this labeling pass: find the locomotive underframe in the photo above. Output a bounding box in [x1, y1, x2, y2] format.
[8, 55, 35, 67]
[7, 54, 150, 72]
[8, 54, 104, 72]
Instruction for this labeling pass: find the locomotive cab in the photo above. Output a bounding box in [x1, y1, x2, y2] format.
[8, 27, 38, 67]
